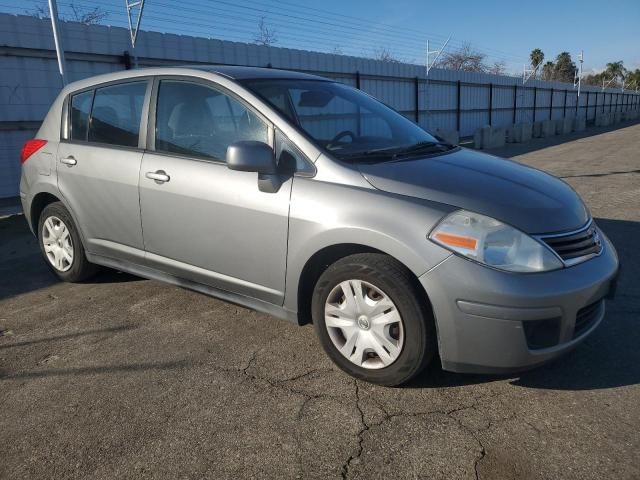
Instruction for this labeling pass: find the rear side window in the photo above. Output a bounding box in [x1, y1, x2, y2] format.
[155, 80, 268, 161]
[70, 90, 93, 141]
[87, 82, 147, 147]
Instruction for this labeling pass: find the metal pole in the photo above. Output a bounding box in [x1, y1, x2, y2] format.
[456, 80, 462, 132]
[533, 87, 537, 122]
[577, 50, 583, 97]
[512, 84, 517, 124]
[488, 83, 493, 126]
[549, 88, 554, 120]
[563, 89, 568, 118]
[48, 0, 67, 85]
[414, 77, 420, 123]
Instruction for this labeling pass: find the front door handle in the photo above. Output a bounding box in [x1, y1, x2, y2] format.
[146, 170, 170, 184]
[60, 156, 77, 166]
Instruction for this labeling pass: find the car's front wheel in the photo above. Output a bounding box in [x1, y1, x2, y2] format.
[312, 253, 436, 386]
[37, 202, 98, 282]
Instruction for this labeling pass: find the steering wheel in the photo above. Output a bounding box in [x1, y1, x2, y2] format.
[327, 130, 356, 149]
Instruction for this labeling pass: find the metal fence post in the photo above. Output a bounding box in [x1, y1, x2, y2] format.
[456, 80, 461, 132]
[488, 83, 493, 126]
[414, 77, 420, 123]
[549, 88, 554, 119]
[563, 89, 568, 118]
[355, 71, 361, 90]
[533, 87, 537, 122]
[512, 84, 517, 124]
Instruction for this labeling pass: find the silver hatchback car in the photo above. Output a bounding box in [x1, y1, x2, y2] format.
[20, 66, 619, 386]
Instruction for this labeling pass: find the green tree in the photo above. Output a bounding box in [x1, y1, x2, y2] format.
[553, 52, 576, 83]
[605, 61, 626, 86]
[542, 61, 555, 81]
[625, 68, 640, 89]
[529, 48, 544, 77]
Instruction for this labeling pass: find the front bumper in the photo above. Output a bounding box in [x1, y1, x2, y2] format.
[420, 230, 619, 374]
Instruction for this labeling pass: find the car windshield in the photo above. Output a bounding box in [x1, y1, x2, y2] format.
[242, 79, 446, 162]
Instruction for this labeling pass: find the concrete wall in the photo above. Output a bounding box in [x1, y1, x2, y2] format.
[1, 13, 639, 198]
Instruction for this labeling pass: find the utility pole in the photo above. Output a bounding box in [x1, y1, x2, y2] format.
[48, 0, 67, 85]
[576, 50, 583, 97]
[424, 36, 450, 130]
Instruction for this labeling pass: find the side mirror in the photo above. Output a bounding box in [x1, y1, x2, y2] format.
[226, 141, 276, 175]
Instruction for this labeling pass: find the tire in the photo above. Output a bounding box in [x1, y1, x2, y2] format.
[37, 201, 99, 282]
[312, 253, 436, 386]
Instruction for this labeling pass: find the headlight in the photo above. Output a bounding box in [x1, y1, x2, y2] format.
[429, 210, 563, 272]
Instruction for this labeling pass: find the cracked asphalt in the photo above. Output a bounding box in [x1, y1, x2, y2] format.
[1, 122, 639, 479]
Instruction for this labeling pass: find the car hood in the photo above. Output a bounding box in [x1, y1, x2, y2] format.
[357, 148, 588, 234]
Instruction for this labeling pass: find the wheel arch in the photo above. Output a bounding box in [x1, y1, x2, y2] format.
[294, 242, 434, 326]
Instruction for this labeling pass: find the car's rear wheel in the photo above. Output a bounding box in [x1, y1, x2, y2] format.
[38, 202, 98, 282]
[312, 253, 436, 386]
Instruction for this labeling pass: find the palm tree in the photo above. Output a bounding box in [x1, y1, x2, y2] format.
[605, 61, 626, 86]
[530, 49, 544, 77]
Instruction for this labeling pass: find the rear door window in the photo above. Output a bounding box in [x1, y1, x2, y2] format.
[87, 82, 147, 147]
[70, 90, 94, 141]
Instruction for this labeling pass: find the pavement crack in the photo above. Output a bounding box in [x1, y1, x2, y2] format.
[341, 380, 368, 480]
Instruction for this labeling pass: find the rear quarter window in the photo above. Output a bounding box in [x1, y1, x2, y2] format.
[70, 90, 93, 141]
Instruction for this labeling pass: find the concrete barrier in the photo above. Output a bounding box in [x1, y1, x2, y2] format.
[473, 126, 505, 149]
[541, 120, 556, 138]
[573, 117, 586, 132]
[533, 121, 543, 138]
[613, 112, 622, 124]
[595, 113, 611, 127]
[473, 126, 490, 149]
[507, 123, 533, 143]
[555, 118, 573, 135]
[436, 128, 460, 145]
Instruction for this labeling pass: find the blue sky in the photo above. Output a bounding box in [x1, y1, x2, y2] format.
[8, 0, 640, 74]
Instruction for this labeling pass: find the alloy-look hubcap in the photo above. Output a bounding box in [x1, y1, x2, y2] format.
[42, 216, 74, 272]
[324, 279, 404, 369]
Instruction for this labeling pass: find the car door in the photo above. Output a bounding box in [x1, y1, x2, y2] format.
[139, 78, 292, 305]
[57, 80, 150, 263]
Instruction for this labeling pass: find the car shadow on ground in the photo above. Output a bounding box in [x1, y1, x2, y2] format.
[0, 215, 143, 301]
[409, 217, 640, 391]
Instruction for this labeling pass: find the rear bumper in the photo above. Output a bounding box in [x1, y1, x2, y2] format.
[420, 228, 619, 374]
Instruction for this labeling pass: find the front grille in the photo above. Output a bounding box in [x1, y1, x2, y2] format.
[540, 222, 602, 262]
[574, 300, 604, 338]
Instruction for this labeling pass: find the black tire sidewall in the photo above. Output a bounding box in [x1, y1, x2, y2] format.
[312, 255, 434, 386]
[37, 202, 95, 282]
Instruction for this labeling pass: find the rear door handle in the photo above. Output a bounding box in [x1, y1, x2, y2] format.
[145, 170, 170, 183]
[60, 156, 77, 166]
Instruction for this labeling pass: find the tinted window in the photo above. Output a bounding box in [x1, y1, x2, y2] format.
[70, 90, 93, 141]
[244, 80, 436, 160]
[155, 81, 268, 160]
[88, 82, 147, 147]
[275, 130, 313, 175]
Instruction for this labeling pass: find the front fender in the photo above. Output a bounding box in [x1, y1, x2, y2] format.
[283, 176, 454, 314]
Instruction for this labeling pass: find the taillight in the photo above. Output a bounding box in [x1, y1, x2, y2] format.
[20, 139, 47, 164]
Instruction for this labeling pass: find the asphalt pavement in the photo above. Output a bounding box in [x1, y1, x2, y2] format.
[1, 122, 639, 479]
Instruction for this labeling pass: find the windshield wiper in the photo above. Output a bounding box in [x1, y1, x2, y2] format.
[396, 141, 452, 155]
[339, 147, 404, 162]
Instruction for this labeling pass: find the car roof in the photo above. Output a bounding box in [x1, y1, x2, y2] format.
[180, 64, 330, 81]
